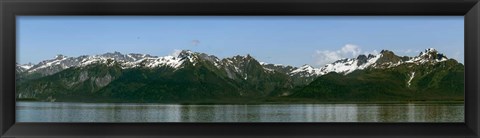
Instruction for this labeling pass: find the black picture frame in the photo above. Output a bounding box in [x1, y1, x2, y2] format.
[1, 0, 479, 137]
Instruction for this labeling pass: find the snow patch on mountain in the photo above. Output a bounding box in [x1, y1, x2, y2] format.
[28, 55, 69, 73]
[290, 64, 323, 77]
[22, 48, 454, 79]
[19, 64, 34, 70]
[288, 53, 382, 77]
[407, 72, 415, 87]
[286, 48, 450, 77]
[405, 48, 448, 64]
[121, 55, 185, 69]
[322, 54, 381, 74]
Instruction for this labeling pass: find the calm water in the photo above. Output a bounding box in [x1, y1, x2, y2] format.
[16, 102, 464, 122]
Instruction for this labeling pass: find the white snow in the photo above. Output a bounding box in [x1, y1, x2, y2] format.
[24, 48, 453, 79]
[263, 67, 274, 72]
[360, 54, 382, 69]
[316, 53, 382, 75]
[407, 72, 415, 87]
[212, 59, 222, 68]
[127, 54, 137, 61]
[405, 48, 448, 64]
[79, 56, 114, 67]
[122, 55, 185, 69]
[19, 64, 34, 70]
[290, 64, 323, 77]
[28, 57, 68, 73]
[259, 62, 283, 67]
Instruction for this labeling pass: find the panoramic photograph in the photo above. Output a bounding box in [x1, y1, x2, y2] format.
[15, 16, 464, 122]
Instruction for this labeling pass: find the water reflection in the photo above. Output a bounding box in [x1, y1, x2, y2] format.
[16, 102, 464, 122]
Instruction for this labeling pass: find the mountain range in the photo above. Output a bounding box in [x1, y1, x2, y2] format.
[16, 48, 464, 103]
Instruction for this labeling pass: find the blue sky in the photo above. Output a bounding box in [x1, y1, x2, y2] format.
[17, 16, 464, 67]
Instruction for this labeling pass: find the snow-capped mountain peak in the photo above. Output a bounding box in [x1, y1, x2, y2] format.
[134, 55, 184, 69]
[418, 48, 439, 58]
[19, 63, 34, 70]
[289, 64, 323, 77]
[174, 50, 223, 68]
[18, 48, 456, 81]
[424, 48, 437, 53]
[27, 54, 70, 74]
[16, 62, 34, 73]
[177, 50, 194, 58]
[21, 51, 186, 76]
[406, 48, 448, 64]
[287, 48, 452, 78]
[319, 53, 381, 75]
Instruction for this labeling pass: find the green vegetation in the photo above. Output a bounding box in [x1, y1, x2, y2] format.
[291, 59, 464, 102]
[16, 52, 464, 104]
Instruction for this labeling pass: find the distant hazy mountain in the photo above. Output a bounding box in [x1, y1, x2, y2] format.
[16, 48, 464, 103]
